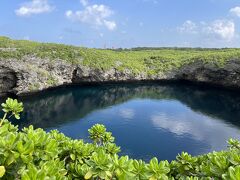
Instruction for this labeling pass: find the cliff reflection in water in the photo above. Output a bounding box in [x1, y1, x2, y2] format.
[9, 83, 240, 161]
[17, 83, 240, 129]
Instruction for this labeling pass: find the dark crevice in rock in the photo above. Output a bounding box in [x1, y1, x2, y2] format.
[0, 67, 17, 95]
[71, 69, 77, 83]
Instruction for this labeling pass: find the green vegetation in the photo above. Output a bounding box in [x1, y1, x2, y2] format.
[0, 98, 240, 179]
[46, 76, 58, 86]
[1, 36, 240, 75]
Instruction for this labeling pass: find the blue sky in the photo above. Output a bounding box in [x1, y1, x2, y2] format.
[0, 0, 240, 48]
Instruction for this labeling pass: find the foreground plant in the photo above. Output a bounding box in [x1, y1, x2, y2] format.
[0, 98, 23, 126]
[0, 98, 239, 179]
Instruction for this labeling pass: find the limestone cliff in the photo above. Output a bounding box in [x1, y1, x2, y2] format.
[0, 56, 240, 95]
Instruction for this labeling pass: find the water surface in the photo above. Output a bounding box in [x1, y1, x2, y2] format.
[8, 83, 240, 161]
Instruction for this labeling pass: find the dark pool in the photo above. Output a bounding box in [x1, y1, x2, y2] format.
[6, 83, 240, 161]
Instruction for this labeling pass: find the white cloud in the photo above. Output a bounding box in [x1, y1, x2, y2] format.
[142, 0, 159, 4]
[178, 20, 198, 34]
[230, 6, 240, 17]
[119, 108, 135, 119]
[151, 111, 240, 151]
[178, 19, 236, 42]
[205, 20, 235, 41]
[80, 0, 89, 7]
[15, 0, 54, 17]
[58, 36, 63, 40]
[103, 20, 117, 31]
[66, 4, 117, 31]
[23, 36, 30, 40]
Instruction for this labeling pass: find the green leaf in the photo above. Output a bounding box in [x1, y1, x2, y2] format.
[70, 154, 76, 160]
[84, 170, 93, 179]
[0, 166, 5, 178]
[6, 154, 15, 165]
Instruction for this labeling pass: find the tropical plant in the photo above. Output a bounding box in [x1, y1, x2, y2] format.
[0, 98, 23, 126]
[0, 98, 240, 179]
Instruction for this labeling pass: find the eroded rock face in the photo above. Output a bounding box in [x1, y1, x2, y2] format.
[0, 67, 17, 95]
[0, 57, 75, 95]
[0, 57, 240, 95]
[173, 60, 240, 88]
[72, 66, 148, 83]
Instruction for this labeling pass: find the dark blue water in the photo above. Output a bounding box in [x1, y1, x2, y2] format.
[9, 83, 240, 161]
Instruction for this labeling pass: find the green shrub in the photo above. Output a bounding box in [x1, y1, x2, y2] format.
[1, 36, 240, 76]
[0, 98, 240, 179]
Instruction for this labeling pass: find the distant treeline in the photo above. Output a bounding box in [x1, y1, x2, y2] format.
[109, 47, 239, 51]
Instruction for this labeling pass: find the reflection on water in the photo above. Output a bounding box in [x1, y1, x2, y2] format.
[5, 83, 240, 161]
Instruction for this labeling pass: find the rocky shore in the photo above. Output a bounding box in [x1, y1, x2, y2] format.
[0, 56, 240, 95]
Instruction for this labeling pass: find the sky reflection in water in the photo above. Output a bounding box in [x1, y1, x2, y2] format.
[10, 83, 240, 161]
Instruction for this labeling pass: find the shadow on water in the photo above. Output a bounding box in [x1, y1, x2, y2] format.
[11, 82, 240, 129]
[2, 82, 240, 161]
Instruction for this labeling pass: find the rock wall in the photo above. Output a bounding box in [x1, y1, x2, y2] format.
[173, 60, 240, 88]
[0, 57, 74, 95]
[0, 56, 240, 95]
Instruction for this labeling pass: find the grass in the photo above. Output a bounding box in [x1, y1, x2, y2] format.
[1, 36, 240, 75]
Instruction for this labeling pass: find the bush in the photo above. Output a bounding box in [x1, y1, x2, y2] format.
[1, 36, 240, 76]
[0, 98, 240, 179]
